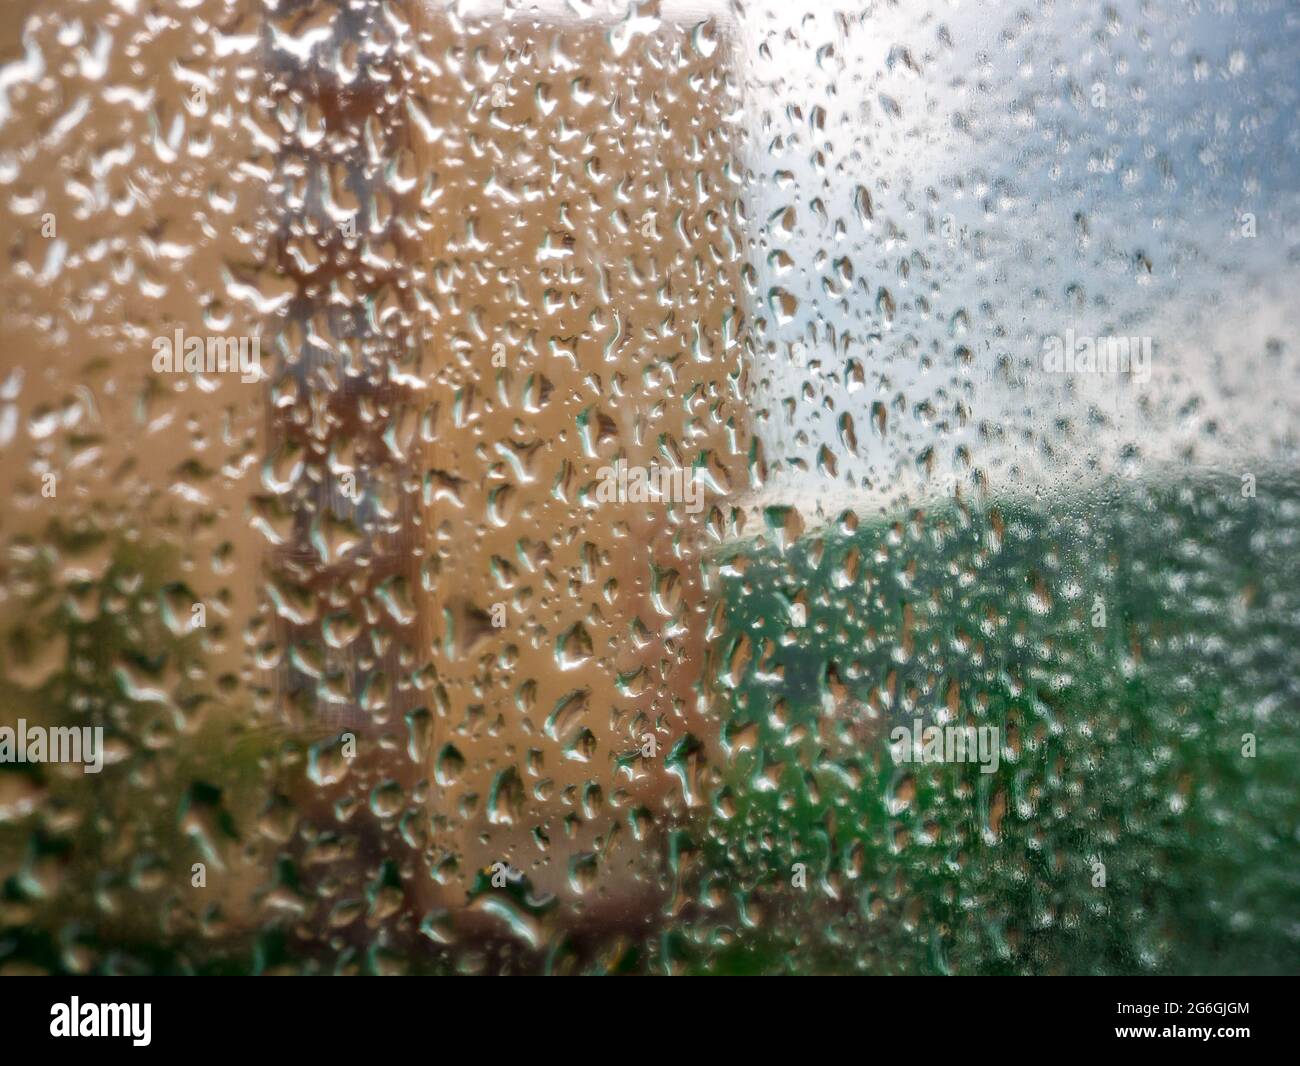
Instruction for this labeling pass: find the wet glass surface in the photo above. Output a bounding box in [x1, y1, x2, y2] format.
[0, 0, 1296, 975]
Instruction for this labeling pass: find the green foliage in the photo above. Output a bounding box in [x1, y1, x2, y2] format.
[688, 476, 1300, 974]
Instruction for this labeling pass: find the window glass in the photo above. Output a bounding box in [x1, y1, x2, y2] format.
[0, 0, 1296, 975]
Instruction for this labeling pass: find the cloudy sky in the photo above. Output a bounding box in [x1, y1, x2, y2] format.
[719, 0, 1300, 518]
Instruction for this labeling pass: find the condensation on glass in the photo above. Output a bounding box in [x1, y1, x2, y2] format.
[0, 0, 1296, 975]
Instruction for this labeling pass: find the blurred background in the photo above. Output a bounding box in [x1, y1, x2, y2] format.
[0, 0, 1296, 974]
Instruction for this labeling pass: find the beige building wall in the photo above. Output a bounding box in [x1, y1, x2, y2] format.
[403, 7, 754, 920]
[0, 0, 755, 956]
